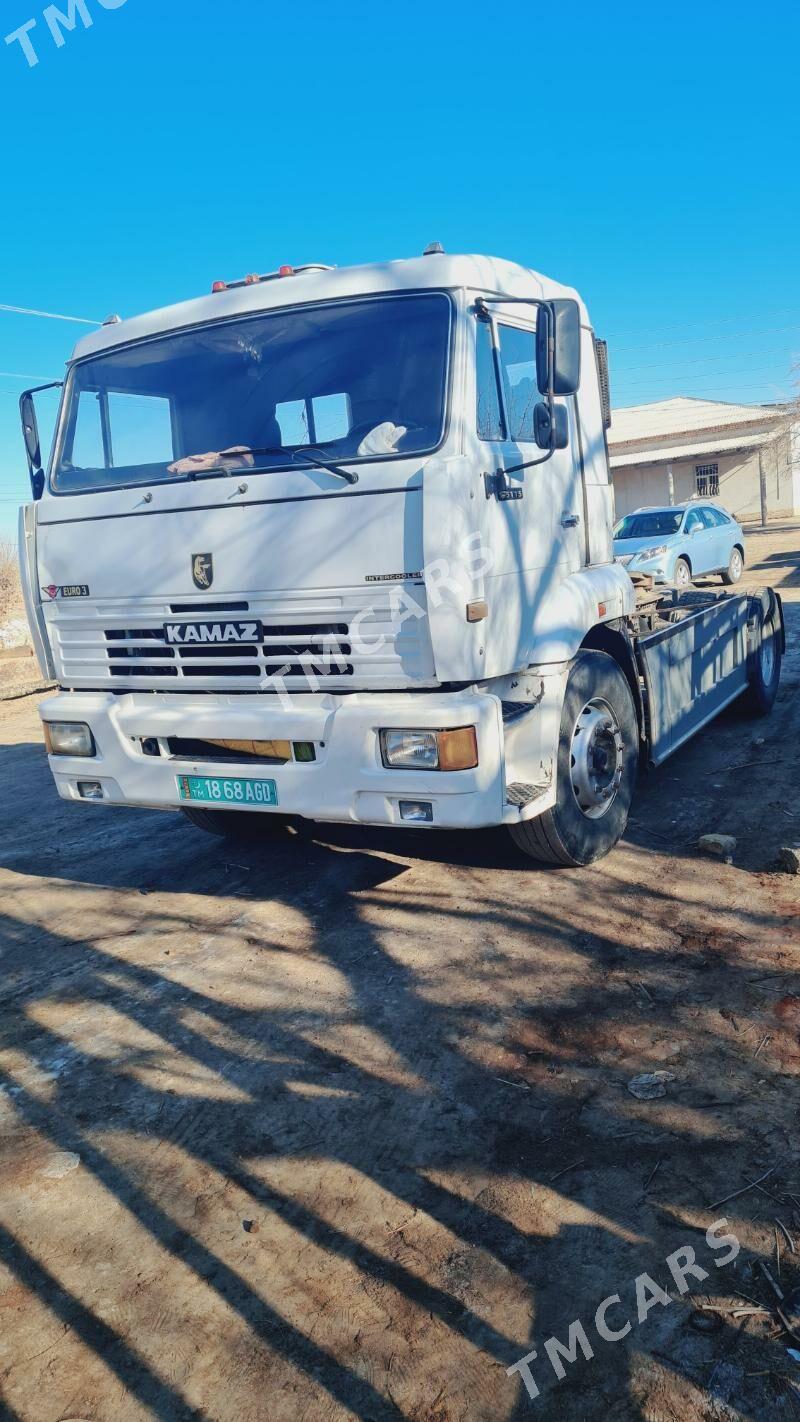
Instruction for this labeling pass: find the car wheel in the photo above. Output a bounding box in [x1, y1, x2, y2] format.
[673, 557, 691, 589]
[721, 546, 744, 585]
[509, 650, 639, 866]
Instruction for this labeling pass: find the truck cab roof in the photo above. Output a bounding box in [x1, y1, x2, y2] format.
[69, 252, 588, 364]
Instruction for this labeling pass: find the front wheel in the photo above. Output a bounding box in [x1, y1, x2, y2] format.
[673, 557, 692, 590]
[509, 650, 639, 866]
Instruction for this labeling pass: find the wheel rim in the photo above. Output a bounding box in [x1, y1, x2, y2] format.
[675, 562, 690, 587]
[760, 622, 776, 683]
[569, 697, 625, 820]
[730, 550, 742, 579]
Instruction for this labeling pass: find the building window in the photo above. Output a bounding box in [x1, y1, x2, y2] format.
[695, 462, 719, 497]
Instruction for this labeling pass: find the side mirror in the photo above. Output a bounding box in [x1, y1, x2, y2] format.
[536, 299, 581, 397]
[534, 401, 568, 451]
[21, 392, 41, 471]
[19, 383, 61, 500]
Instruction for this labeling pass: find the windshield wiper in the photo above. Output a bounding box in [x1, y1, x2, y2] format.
[239, 443, 359, 485]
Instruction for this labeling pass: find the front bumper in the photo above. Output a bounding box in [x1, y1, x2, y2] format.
[39, 688, 514, 830]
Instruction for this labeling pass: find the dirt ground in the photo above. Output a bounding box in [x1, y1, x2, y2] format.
[0, 523, 798, 1422]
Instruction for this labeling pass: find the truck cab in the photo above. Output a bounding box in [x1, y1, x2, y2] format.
[18, 252, 782, 865]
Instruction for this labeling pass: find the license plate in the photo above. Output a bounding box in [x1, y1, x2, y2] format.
[176, 774, 278, 806]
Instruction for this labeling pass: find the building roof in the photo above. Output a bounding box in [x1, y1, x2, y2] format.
[69, 253, 586, 363]
[608, 396, 788, 469]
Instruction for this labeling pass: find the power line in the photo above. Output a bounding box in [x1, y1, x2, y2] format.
[0, 370, 60, 382]
[605, 304, 797, 341]
[611, 320, 800, 355]
[0, 303, 99, 326]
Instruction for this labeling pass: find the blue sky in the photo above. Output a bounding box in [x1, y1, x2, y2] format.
[1, 0, 798, 537]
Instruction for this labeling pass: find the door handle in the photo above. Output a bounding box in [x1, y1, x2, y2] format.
[561, 513, 580, 527]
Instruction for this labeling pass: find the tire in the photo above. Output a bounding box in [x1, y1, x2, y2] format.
[741, 589, 782, 716]
[509, 650, 639, 866]
[181, 806, 295, 839]
[721, 546, 744, 585]
[673, 557, 692, 590]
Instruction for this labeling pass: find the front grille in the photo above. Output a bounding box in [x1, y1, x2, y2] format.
[103, 621, 353, 681]
[49, 585, 437, 691]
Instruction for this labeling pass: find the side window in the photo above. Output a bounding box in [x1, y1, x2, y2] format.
[685, 510, 704, 533]
[476, 320, 504, 441]
[108, 392, 174, 467]
[705, 506, 729, 527]
[498, 324, 538, 442]
[697, 508, 718, 529]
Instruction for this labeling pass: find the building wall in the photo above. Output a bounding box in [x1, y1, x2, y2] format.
[612, 434, 798, 521]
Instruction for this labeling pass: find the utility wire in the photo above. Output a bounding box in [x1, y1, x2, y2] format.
[606, 304, 797, 341]
[612, 320, 800, 355]
[0, 303, 99, 325]
[0, 370, 60, 382]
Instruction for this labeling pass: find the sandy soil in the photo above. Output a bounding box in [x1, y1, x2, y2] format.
[0, 524, 798, 1422]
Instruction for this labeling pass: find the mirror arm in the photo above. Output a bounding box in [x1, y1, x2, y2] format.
[500, 448, 554, 478]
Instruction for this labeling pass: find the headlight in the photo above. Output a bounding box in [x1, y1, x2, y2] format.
[43, 721, 96, 757]
[380, 727, 478, 771]
[636, 544, 668, 559]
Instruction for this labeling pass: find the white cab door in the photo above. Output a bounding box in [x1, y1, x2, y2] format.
[470, 312, 584, 677]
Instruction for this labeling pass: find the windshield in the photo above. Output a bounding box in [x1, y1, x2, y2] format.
[614, 510, 683, 539]
[51, 293, 451, 493]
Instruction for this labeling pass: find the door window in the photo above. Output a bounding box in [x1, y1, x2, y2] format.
[684, 509, 705, 534]
[704, 506, 730, 526]
[476, 320, 505, 440]
[476, 320, 538, 443]
[498, 325, 538, 442]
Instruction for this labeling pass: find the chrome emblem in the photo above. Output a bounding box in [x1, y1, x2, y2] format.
[192, 553, 213, 590]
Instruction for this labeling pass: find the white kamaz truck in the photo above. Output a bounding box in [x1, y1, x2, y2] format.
[17, 251, 784, 865]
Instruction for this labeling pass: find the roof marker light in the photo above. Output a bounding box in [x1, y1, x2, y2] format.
[211, 281, 227, 293]
[278, 265, 294, 277]
[245, 273, 260, 285]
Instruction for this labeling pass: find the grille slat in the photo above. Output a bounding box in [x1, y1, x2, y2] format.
[50, 586, 436, 689]
[99, 617, 354, 682]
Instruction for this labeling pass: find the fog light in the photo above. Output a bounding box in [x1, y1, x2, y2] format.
[43, 721, 96, 757]
[399, 800, 433, 823]
[77, 781, 104, 801]
[380, 726, 478, 771]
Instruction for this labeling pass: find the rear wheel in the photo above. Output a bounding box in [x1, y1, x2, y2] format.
[721, 546, 744, 584]
[509, 650, 639, 866]
[673, 557, 691, 590]
[742, 589, 782, 716]
[181, 806, 295, 839]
